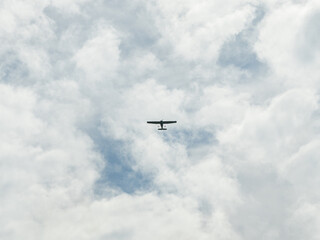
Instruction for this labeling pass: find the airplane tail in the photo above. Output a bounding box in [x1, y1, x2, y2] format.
[158, 128, 167, 130]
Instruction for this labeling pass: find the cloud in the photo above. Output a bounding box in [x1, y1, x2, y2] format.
[219, 88, 318, 164]
[149, 0, 257, 62]
[255, 0, 320, 87]
[0, 83, 102, 239]
[74, 24, 120, 81]
[1, 0, 320, 239]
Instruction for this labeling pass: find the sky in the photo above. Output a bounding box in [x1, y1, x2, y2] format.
[1, 0, 320, 239]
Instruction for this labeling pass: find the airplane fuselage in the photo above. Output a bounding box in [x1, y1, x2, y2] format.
[158, 120, 166, 130]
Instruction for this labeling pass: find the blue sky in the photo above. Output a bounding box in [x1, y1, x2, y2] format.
[1, 0, 320, 239]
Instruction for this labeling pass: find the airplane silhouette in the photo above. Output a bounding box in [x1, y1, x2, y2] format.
[147, 120, 177, 130]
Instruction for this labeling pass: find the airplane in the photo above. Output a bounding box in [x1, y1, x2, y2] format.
[147, 120, 177, 130]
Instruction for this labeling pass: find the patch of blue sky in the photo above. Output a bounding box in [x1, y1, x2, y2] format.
[99, 230, 132, 240]
[218, 36, 264, 72]
[0, 53, 29, 84]
[168, 128, 216, 147]
[217, 6, 266, 75]
[81, 0, 160, 57]
[92, 127, 216, 195]
[164, 128, 218, 161]
[44, 5, 90, 36]
[91, 131, 153, 195]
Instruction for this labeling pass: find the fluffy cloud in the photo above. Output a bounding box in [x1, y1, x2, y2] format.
[0, 83, 101, 239]
[150, 0, 256, 62]
[74, 24, 120, 81]
[1, 0, 320, 239]
[255, 0, 320, 87]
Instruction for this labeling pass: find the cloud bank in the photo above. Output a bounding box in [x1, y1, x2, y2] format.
[1, 0, 320, 239]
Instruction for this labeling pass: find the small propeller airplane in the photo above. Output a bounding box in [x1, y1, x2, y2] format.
[147, 120, 177, 130]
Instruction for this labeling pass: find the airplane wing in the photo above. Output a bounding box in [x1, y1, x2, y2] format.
[147, 121, 161, 124]
[162, 121, 177, 124]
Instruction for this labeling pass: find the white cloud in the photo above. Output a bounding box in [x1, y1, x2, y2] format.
[0, 83, 101, 239]
[150, 0, 256, 62]
[218, 88, 318, 171]
[0, 0, 54, 82]
[255, 0, 320, 87]
[74, 24, 120, 81]
[49, 0, 90, 14]
[1, 0, 320, 239]
[194, 86, 250, 128]
[288, 201, 320, 240]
